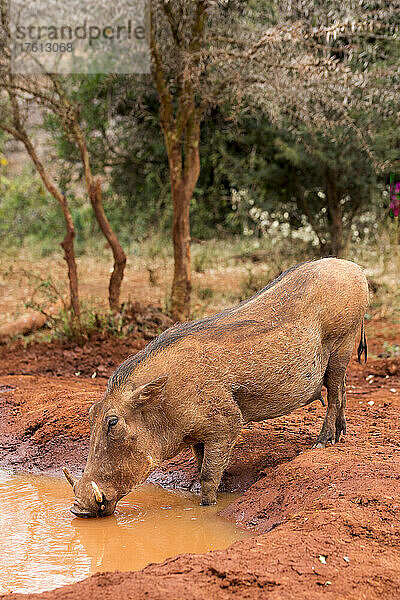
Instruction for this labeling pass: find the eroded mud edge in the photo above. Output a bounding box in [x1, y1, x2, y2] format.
[0, 374, 399, 599]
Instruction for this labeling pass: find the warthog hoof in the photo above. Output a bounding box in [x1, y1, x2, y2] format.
[335, 415, 347, 443]
[312, 440, 335, 449]
[200, 498, 217, 506]
[313, 430, 336, 449]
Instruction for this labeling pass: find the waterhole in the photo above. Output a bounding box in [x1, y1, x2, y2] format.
[0, 470, 248, 594]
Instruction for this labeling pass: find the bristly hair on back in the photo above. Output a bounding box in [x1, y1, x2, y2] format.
[107, 260, 311, 391]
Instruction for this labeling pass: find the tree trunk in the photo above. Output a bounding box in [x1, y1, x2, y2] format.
[89, 177, 127, 312]
[166, 117, 200, 322]
[59, 195, 80, 318]
[170, 178, 192, 321]
[4, 67, 82, 318]
[149, 3, 204, 321]
[31, 75, 127, 312]
[72, 121, 127, 313]
[9, 124, 81, 318]
[325, 169, 344, 257]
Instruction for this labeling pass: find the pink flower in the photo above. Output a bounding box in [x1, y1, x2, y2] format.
[390, 181, 400, 217]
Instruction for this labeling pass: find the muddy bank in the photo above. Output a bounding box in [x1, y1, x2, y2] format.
[1, 324, 400, 599]
[0, 346, 399, 482]
[0, 337, 146, 379]
[2, 396, 399, 599]
[0, 374, 313, 492]
[0, 375, 103, 474]
[4, 515, 400, 600]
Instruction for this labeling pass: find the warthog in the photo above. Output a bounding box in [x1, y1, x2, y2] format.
[64, 258, 368, 517]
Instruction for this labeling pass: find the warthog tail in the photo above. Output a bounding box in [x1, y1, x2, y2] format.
[357, 318, 367, 364]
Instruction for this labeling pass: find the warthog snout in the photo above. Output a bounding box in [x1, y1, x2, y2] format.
[63, 467, 117, 518]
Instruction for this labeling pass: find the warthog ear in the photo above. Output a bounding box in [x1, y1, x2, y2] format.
[131, 374, 169, 407]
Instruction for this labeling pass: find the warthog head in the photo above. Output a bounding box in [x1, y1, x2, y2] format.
[64, 374, 168, 517]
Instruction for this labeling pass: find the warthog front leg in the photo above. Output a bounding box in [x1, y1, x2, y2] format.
[197, 394, 243, 505]
[192, 443, 204, 473]
[199, 437, 237, 505]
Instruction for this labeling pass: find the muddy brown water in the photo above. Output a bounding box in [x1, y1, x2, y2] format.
[0, 470, 248, 595]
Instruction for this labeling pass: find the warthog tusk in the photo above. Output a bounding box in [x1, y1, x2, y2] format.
[91, 481, 103, 503]
[63, 467, 76, 488]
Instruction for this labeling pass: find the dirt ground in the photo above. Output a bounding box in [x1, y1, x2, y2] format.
[0, 318, 399, 599]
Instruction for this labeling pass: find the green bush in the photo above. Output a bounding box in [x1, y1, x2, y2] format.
[0, 166, 64, 249]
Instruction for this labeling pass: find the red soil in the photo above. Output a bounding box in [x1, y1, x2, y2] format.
[0, 317, 399, 599]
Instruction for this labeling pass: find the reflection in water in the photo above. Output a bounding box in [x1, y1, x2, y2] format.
[0, 470, 247, 594]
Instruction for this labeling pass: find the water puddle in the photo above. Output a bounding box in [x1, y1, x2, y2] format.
[0, 470, 248, 594]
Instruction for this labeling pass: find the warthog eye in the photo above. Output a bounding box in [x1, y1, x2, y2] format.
[107, 416, 118, 432]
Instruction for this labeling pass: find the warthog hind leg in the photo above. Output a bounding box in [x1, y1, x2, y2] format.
[314, 340, 352, 449]
[334, 376, 347, 443]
